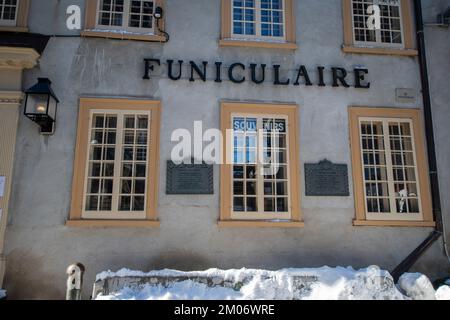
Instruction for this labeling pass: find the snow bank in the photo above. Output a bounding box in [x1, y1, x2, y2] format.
[435, 285, 450, 300]
[95, 266, 409, 300]
[398, 273, 436, 300]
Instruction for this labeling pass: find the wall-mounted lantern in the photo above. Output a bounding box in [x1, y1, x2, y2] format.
[153, 6, 170, 42]
[24, 78, 59, 135]
[153, 6, 163, 20]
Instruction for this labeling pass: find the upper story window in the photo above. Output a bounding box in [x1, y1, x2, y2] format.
[349, 107, 435, 228]
[352, 0, 403, 48]
[68, 98, 161, 227]
[342, 0, 417, 56]
[232, 0, 285, 39]
[0, 0, 19, 26]
[220, 0, 297, 49]
[82, 0, 166, 42]
[96, 0, 155, 33]
[219, 102, 303, 228]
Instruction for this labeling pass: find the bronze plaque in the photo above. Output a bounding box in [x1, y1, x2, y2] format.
[305, 159, 349, 196]
[166, 161, 214, 195]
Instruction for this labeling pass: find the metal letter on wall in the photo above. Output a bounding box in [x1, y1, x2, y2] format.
[166, 161, 214, 195]
[305, 159, 350, 196]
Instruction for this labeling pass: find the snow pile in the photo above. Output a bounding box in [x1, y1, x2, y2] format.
[435, 285, 450, 300]
[95, 266, 409, 300]
[398, 273, 437, 300]
[0, 290, 6, 300]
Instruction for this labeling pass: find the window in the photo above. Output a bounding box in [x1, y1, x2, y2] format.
[220, 0, 296, 49]
[220, 102, 302, 228]
[232, 0, 285, 39]
[352, 0, 403, 47]
[68, 98, 161, 228]
[96, 0, 155, 32]
[82, 0, 166, 42]
[342, 0, 416, 56]
[349, 107, 434, 227]
[0, 0, 18, 26]
[0, 0, 28, 31]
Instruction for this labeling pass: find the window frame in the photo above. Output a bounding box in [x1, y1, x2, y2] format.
[230, 0, 287, 41]
[230, 113, 291, 220]
[82, 109, 152, 220]
[351, 0, 405, 49]
[219, 102, 303, 228]
[349, 107, 435, 227]
[0, 0, 29, 32]
[0, 0, 19, 26]
[95, 0, 156, 34]
[82, 0, 167, 42]
[220, 0, 297, 50]
[342, 0, 417, 56]
[68, 98, 161, 228]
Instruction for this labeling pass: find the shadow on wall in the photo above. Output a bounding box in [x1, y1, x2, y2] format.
[4, 249, 62, 299]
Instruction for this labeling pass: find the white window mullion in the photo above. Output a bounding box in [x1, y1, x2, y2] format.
[256, 0, 262, 37]
[256, 118, 265, 213]
[123, 0, 131, 28]
[382, 120, 397, 215]
[111, 113, 124, 213]
[144, 111, 152, 211]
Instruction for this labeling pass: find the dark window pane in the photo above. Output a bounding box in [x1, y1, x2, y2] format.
[276, 198, 288, 212]
[247, 197, 257, 212]
[133, 196, 145, 211]
[134, 180, 146, 194]
[86, 196, 98, 211]
[135, 164, 146, 177]
[100, 196, 112, 211]
[119, 196, 131, 211]
[234, 197, 245, 212]
[233, 166, 244, 179]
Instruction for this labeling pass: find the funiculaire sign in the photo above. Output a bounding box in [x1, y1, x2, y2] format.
[143, 58, 370, 89]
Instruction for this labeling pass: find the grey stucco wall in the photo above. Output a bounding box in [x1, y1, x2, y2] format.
[422, 0, 450, 250]
[3, 0, 450, 299]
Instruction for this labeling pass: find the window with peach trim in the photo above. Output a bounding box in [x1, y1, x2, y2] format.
[68, 98, 160, 227]
[220, 0, 297, 49]
[0, 0, 29, 31]
[349, 107, 434, 227]
[342, 0, 417, 56]
[82, 0, 167, 42]
[220, 102, 302, 227]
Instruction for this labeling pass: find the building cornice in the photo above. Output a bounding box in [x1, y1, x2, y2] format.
[0, 47, 40, 69]
[0, 91, 24, 105]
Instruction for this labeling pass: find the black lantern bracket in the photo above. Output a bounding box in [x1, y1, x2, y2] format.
[24, 78, 59, 135]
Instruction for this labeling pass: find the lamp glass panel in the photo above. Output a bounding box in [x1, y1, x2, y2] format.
[47, 96, 58, 120]
[26, 94, 48, 115]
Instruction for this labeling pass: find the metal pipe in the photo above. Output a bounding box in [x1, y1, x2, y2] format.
[413, 0, 444, 233]
[391, 231, 442, 282]
[391, 0, 448, 280]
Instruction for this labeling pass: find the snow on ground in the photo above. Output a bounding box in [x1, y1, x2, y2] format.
[436, 285, 450, 300]
[94, 266, 448, 300]
[398, 273, 437, 300]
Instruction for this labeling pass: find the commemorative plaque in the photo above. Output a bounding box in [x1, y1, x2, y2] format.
[166, 161, 214, 195]
[305, 159, 349, 196]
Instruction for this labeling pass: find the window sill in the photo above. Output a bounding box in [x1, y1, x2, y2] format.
[81, 30, 166, 43]
[218, 220, 304, 228]
[342, 45, 418, 57]
[219, 39, 298, 50]
[0, 26, 28, 33]
[353, 220, 436, 228]
[65, 219, 160, 228]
